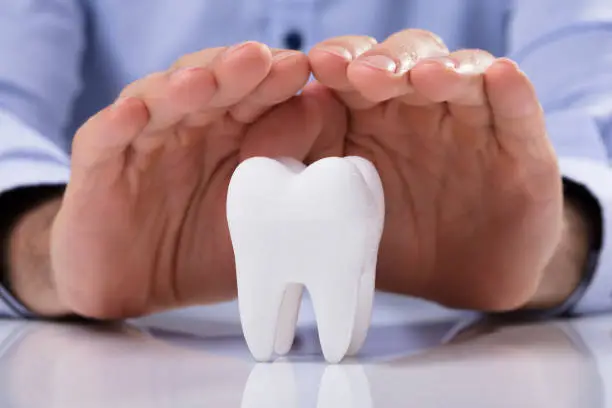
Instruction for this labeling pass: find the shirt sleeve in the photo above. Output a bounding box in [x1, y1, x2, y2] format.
[507, 0, 612, 315]
[0, 1, 85, 317]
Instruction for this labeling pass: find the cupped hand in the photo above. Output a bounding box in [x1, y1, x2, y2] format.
[309, 30, 563, 310]
[51, 42, 345, 318]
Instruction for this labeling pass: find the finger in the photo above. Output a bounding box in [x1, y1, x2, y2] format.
[240, 82, 347, 162]
[347, 29, 449, 104]
[206, 41, 274, 108]
[171, 47, 227, 69]
[239, 94, 323, 161]
[118, 42, 273, 132]
[122, 46, 226, 130]
[118, 66, 218, 133]
[173, 42, 275, 108]
[410, 49, 496, 127]
[485, 59, 549, 155]
[309, 36, 378, 109]
[71, 97, 150, 173]
[302, 81, 348, 162]
[230, 49, 310, 123]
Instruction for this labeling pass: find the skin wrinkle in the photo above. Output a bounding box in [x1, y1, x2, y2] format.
[169, 127, 217, 306]
[409, 105, 505, 301]
[150, 185, 175, 310]
[24, 206, 55, 292]
[113, 171, 157, 315]
[175, 146, 239, 305]
[348, 122, 436, 294]
[131, 120, 214, 310]
[397, 157, 428, 287]
[203, 154, 240, 300]
[382, 103, 446, 293]
[143, 202, 169, 310]
[167, 170, 199, 307]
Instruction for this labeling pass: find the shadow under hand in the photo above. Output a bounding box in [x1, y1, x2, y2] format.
[372, 318, 605, 408]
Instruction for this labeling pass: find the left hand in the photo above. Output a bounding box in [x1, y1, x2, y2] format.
[308, 29, 564, 311]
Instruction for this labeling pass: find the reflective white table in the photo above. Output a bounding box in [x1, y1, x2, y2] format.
[0, 293, 609, 407]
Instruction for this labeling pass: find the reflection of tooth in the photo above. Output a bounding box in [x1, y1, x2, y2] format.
[241, 363, 373, 408]
[241, 364, 298, 408]
[227, 156, 384, 363]
[318, 365, 373, 408]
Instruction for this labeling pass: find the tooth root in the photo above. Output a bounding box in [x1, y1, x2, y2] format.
[238, 277, 303, 362]
[236, 278, 285, 362]
[274, 283, 304, 356]
[310, 281, 361, 364]
[238, 280, 282, 362]
[347, 272, 376, 356]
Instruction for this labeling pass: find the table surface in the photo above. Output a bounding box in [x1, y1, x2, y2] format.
[0, 292, 611, 408]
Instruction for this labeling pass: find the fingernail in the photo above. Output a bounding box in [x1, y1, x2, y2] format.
[317, 45, 353, 61]
[498, 58, 520, 70]
[273, 50, 302, 62]
[225, 41, 260, 57]
[111, 96, 130, 110]
[419, 56, 459, 70]
[357, 55, 397, 73]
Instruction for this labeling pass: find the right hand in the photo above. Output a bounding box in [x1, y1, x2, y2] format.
[43, 42, 344, 318]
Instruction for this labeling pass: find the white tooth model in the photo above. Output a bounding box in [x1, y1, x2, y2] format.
[226, 156, 385, 363]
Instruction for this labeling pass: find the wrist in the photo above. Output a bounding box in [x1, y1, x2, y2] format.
[525, 196, 595, 310]
[7, 195, 69, 317]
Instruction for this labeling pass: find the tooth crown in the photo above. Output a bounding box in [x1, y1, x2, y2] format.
[227, 157, 380, 221]
[227, 156, 385, 363]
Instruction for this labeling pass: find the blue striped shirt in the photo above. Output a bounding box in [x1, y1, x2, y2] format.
[1, 0, 612, 317]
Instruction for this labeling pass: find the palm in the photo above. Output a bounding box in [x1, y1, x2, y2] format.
[55, 118, 246, 317]
[347, 100, 560, 307]
[51, 43, 342, 318]
[310, 31, 563, 310]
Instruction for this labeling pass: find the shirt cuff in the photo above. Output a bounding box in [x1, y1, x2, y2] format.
[0, 285, 35, 318]
[560, 157, 612, 315]
[0, 108, 70, 194]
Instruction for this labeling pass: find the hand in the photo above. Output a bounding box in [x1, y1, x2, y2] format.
[47, 42, 344, 318]
[309, 30, 563, 310]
